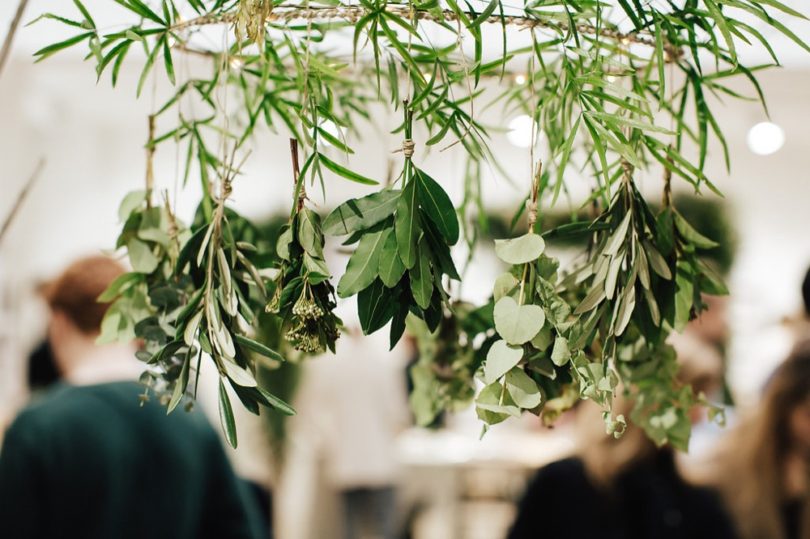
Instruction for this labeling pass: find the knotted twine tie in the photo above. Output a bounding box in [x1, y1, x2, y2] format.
[526, 199, 538, 230]
[394, 139, 415, 159]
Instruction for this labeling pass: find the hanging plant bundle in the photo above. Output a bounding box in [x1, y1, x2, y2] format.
[32, 0, 810, 447]
[475, 232, 587, 429]
[101, 174, 296, 448]
[408, 301, 495, 427]
[325, 106, 460, 347]
[557, 169, 727, 447]
[269, 206, 342, 354]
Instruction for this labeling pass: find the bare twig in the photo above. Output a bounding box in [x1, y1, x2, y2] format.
[289, 138, 306, 212]
[0, 158, 45, 245]
[145, 115, 156, 208]
[171, 5, 682, 59]
[527, 160, 542, 232]
[0, 0, 30, 79]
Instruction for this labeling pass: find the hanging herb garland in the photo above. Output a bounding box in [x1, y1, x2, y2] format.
[32, 0, 810, 446]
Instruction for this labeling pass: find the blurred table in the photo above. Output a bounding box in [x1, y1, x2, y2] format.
[395, 423, 576, 539]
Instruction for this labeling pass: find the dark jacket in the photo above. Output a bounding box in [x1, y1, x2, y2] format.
[0, 381, 265, 539]
[508, 453, 736, 539]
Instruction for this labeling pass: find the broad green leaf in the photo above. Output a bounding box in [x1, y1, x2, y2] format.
[697, 260, 729, 296]
[484, 339, 524, 384]
[644, 240, 672, 279]
[276, 226, 293, 261]
[137, 208, 170, 246]
[358, 279, 397, 335]
[421, 215, 461, 280]
[409, 240, 433, 309]
[378, 229, 407, 287]
[323, 189, 400, 235]
[96, 310, 125, 345]
[297, 208, 324, 259]
[674, 264, 694, 331]
[530, 325, 553, 351]
[97, 272, 141, 302]
[505, 368, 543, 408]
[493, 272, 519, 301]
[494, 233, 545, 265]
[494, 296, 545, 345]
[415, 169, 459, 245]
[118, 190, 146, 221]
[673, 211, 719, 249]
[127, 238, 159, 273]
[303, 253, 331, 284]
[338, 224, 390, 297]
[476, 382, 520, 425]
[395, 179, 421, 269]
[218, 379, 238, 448]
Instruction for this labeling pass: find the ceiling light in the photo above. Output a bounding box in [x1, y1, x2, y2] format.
[747, 121, 784, 156]
[507, 115, 536, 148]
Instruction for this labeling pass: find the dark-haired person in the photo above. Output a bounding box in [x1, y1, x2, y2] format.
[508, 333, 736, 539]
[0, 256, 265, 539]
[710, 340, 810, 539]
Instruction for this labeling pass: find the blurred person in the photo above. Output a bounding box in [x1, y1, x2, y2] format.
[508, 333, 736, 539]
[26, 339, 59, 392]
[0, 255, 265, 539]
[277, 329, 411, 539]
[710, 340, 810, 539]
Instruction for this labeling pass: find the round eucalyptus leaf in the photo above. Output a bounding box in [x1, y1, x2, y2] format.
[484, 339, 524, 384]
[494, 233, 545, 265]
[493, 272, 519, 302]
[494, 296, 545, 345]
[530, 324, 553, 351]
[505, 368, 543, 408]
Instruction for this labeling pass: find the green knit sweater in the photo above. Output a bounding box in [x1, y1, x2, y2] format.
[0, 381, 265, 539]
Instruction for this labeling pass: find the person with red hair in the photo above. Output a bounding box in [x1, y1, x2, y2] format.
[0, 256, 265, 539]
